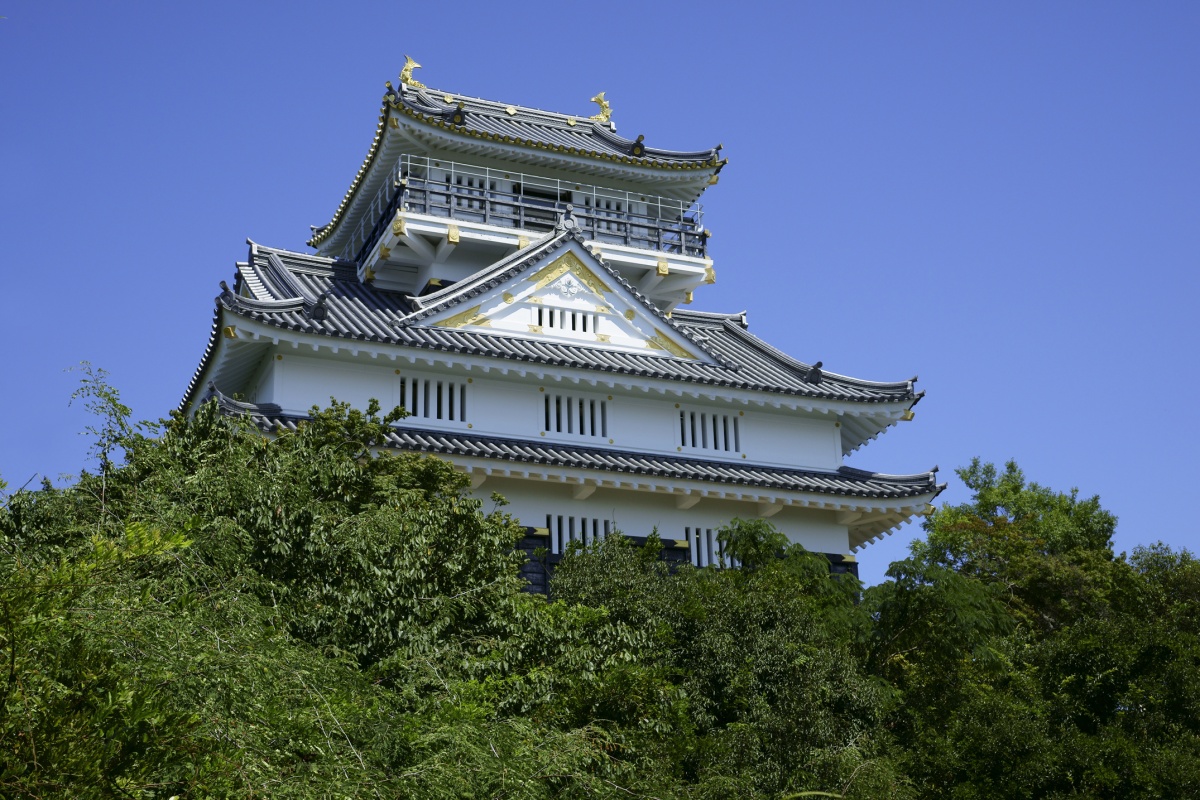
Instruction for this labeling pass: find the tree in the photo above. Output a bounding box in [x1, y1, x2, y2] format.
[866, 460, 1200, 799]
[5, 372, 1200, 797]
[0, 386, 650, 796]
[551, 522, 906, 799]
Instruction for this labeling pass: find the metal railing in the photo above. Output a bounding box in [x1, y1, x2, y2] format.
[342, 154, 707, 264]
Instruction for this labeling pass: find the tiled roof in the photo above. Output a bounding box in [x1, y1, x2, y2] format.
[180, 240, 920, 415]
[393, 84, 722, 168]
[405, 225, 730, 365]
[309, 81, 724, 249]
[207, 391, 940, 502]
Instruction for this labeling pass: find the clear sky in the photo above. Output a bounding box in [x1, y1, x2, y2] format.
[2, 1, 1197, 585]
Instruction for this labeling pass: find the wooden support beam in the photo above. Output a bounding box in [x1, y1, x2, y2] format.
[434, 235, 457, 262]
[757, 502, 783, 518]
[402, 233, 435, 261]
[638, 271, 665, 293]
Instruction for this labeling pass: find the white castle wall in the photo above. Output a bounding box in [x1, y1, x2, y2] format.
[255, 352, 844, 471]
[478, 477, 851, 556]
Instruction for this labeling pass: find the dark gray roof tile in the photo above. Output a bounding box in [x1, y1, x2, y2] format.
[183, 242, 919, 415]
[213, 400, 942, 502]
[392, 84, 722, 167]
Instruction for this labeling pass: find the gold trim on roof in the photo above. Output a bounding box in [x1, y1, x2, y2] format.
[386, 102, 723, 171]
[526, 251, 612, 297]
[399, 55, 425, 88]
[437, 304, 490, 329]
[648, 328, 697, 360]
[589, 92, 612, 123]
[308, 84, 722, 249]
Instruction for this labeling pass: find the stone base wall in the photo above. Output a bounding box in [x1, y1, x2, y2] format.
[516, 528, 858, 595]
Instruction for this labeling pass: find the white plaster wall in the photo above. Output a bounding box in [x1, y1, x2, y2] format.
[270, 353, 399, 417]
[263, 351, 842, 470]
[739, 410, 844, 469]
[252, 358, 278, 405]
[460, 375, 537, 435]
[477, 476, 851, 555]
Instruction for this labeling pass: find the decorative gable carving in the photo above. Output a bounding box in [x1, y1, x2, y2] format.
[526, 250, 612, 297]
[438, 304, 491, 329]
[424, 244, 709, 362]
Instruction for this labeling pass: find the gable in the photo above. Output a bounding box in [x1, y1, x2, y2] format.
[421, 242, 710, 362]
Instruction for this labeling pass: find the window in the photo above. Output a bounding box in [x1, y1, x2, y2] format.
[678, 409, 741, 452]
[400, 376, 468, 422]
[687, 526, 740, 569]
[582, 194, 626, 232]
[546, 514, 611, 555]
[451, 173, 489, 211]
[533, 305, 598, 334]
[514, 183, 566, 204]
[543, 392, 607, 438]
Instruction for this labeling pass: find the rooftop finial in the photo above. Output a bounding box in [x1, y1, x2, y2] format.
[308, 290, 331, 322]
[556, 204, 583, 233]
[218, 280, 237, 306]
[400, 55, 425, 89]
[589, 91, 611, 123]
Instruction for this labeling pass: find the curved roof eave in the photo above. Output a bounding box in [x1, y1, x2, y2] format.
[204, 401, 943, 504]
[849, 480, 948, 551]
[203, 305, 915, 407]
[186, 243, 921, 408]
[178, 299, 227, 415]
[402, 227, 728, 367]
[718, 321, 918, 397]
[309, 85, 725, 250]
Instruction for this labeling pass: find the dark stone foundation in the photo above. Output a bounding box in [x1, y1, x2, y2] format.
[517, 528, 858, 595]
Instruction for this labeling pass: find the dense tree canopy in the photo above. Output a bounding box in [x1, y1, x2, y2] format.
[2, 373, 1197, 797]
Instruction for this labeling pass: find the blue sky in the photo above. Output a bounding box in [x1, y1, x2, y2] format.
[2, 1, 1197, 585]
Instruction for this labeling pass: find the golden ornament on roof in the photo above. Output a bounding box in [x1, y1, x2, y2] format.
[399, 55, 425, 89]
[589, 92, 612, 123]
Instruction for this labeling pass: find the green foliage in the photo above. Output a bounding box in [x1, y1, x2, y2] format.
[551, 522, 903, 799]
[866, 459, 1200, 799]
[2, 385, 635, 796]
[67, 362, 145, 472]
[3, 371, 1199, 797]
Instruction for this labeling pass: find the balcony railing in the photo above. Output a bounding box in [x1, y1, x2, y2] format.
[343, 154, 707, 264]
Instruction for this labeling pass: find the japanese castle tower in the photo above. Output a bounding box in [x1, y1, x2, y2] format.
[182, 60, 943, 585]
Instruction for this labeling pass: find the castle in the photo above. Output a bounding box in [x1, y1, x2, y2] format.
[181, 60, 943, 588]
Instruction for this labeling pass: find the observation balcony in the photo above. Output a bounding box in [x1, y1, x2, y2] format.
[343, 154, 708, 266]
